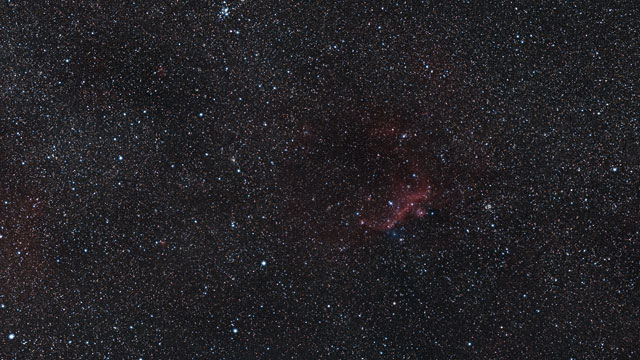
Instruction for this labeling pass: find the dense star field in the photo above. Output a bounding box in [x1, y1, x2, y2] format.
[1, 1, 638, 359]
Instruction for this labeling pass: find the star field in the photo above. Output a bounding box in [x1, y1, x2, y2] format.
[1, 1, 639, 359]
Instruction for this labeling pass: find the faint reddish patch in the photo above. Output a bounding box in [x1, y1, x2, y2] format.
[155, 65, 167, 77]
[0, 184, 51, 294]
[359, 168, 439, 231]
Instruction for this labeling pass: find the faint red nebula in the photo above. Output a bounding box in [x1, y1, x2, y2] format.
[0, 184, 51, 295]
[353, 111, 442, 231]
[359, 171, 436, 231]
[282, 100, 489, 240]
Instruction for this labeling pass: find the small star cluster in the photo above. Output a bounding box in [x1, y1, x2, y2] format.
[1, 1, 638, 359]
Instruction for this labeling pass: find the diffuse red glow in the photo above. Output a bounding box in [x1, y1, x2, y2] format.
[359, 173, 435, 231]
[345, 112, 443, 231]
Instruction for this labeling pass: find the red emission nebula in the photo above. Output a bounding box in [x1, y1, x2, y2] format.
[359, 174, 435, 231]
[354, 115, 445, 232]
[286, 105, 480, 241]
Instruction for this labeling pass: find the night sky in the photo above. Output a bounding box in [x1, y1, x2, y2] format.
[1, 1, 639, 359]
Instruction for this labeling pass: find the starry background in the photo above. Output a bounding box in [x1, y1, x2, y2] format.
[1, 1, 639, 359]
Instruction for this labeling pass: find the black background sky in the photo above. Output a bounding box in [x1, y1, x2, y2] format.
[1, 1, 638, 359]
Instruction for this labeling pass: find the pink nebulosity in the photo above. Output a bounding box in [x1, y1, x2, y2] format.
[360, 175, 435, 231]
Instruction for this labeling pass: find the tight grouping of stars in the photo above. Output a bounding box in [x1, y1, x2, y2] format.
[1, 1, 638, 359]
